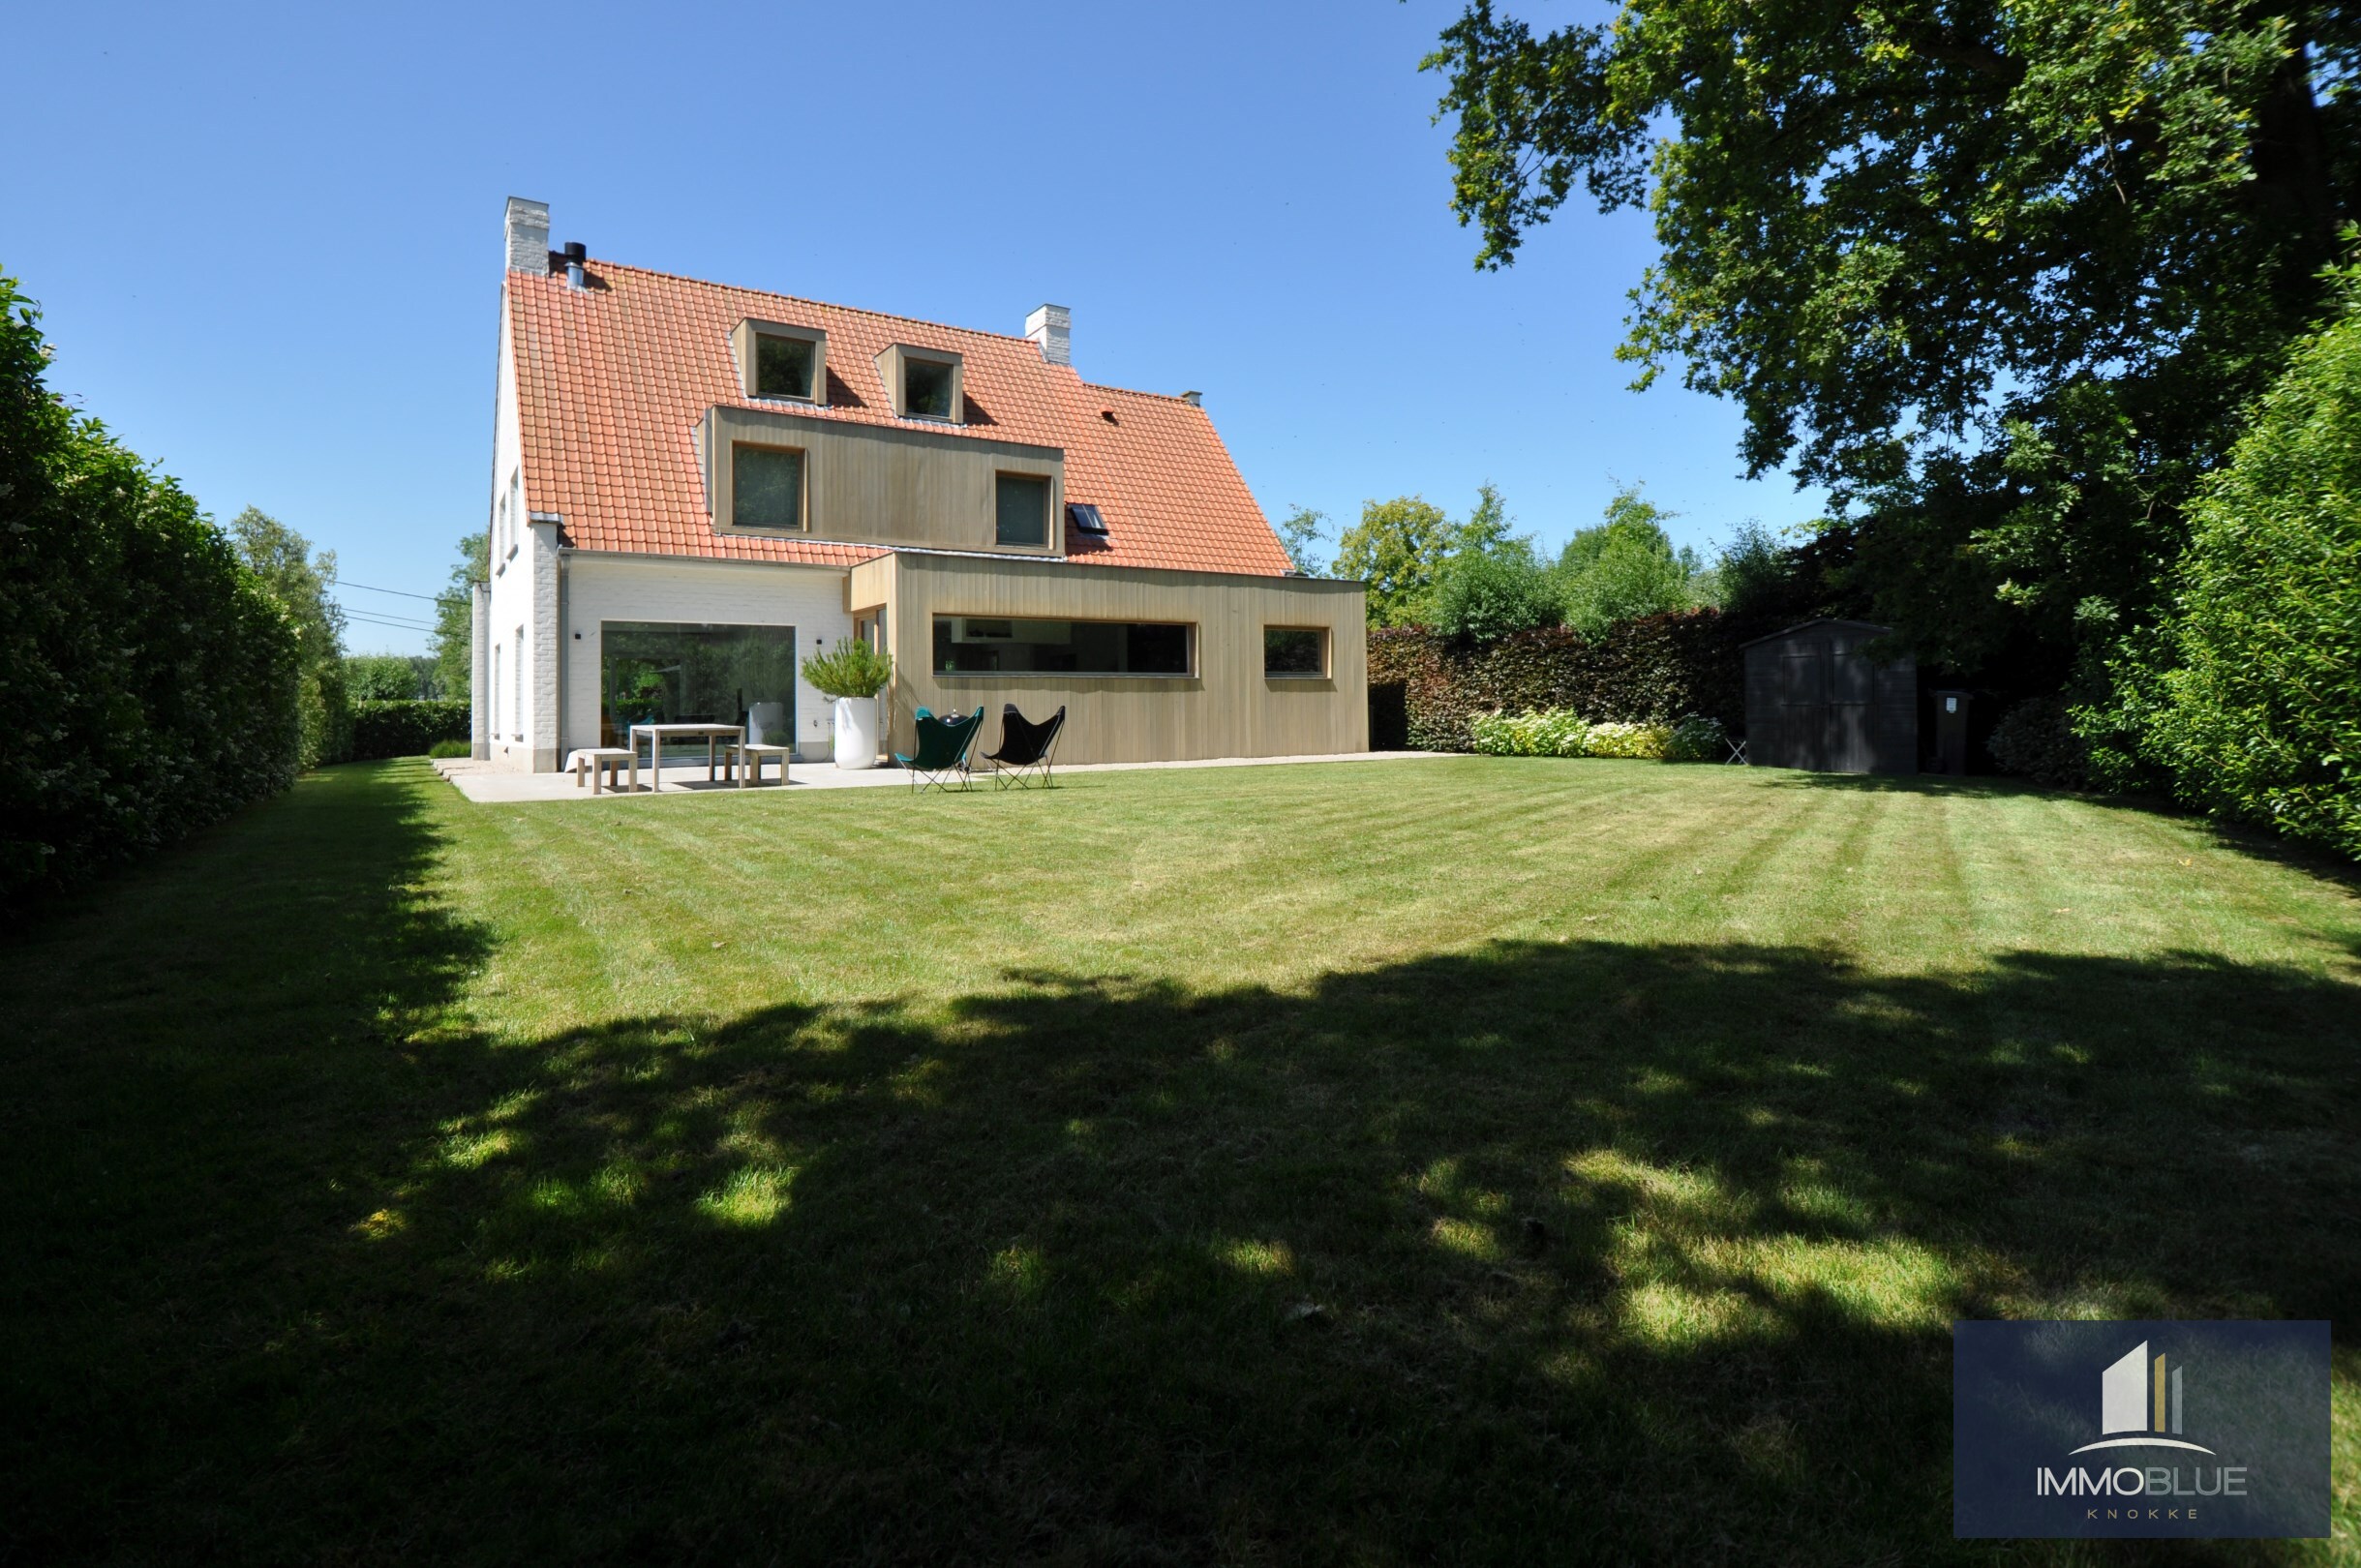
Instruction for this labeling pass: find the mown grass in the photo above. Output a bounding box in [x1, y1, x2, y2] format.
[2, 757, 2356, 1565]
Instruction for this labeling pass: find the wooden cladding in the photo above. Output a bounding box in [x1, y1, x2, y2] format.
[851, 552, 1369, 765]
[701, 405, 1062, 556]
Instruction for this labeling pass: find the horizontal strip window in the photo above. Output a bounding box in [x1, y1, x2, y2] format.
[933, 616, 1193, 677]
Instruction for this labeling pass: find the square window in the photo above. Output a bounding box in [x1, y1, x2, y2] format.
[996, 474, 1048, 547]
[1264, 626, 1326, 678]
[904, 357, 954, 419]
[733, 444, 803, 530]
[755, 334, 816, 400]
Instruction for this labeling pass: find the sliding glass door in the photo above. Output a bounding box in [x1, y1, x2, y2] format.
[599, 621, 798, 749]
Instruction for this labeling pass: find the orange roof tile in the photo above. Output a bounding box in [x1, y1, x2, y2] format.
[507, 261, 1292, 577]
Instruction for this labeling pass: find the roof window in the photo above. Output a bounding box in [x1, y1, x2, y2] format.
[1066, 503, 1106, 537]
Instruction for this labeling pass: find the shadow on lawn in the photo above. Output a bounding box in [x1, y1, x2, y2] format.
[4, 767, 2356, 1566]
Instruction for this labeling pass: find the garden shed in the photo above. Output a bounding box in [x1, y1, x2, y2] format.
[1740, 619, 1918, 773]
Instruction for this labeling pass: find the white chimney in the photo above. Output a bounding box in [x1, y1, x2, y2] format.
[1180, 391, 1202, 407]
[1025, 303, 1071, 367]
[504, 197, 550, 273]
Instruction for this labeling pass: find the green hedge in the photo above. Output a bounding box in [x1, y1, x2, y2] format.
[2142, 271, 2361, 860]
[1369, 611, 1743, 753]
[348, 700, 470, 761]
[2, 274, 301, 897]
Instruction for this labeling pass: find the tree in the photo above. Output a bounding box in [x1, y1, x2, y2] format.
[1553, 485, 1702, 636]
[344, 653, 428, 702]
[430, 532, 488, 703]
[1423, 0, 2361, 689]
[1332, 495, 1453, 626]
[228, 507, 348, 767]
[1274, 505, 1328, 576]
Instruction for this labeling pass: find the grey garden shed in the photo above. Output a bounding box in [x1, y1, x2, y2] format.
[1740, 619, 1918, 773]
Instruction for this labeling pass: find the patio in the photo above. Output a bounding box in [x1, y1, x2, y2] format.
[431, 749, 1445, 804]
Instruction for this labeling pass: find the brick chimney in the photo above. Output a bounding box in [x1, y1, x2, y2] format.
[1025, 303, 1071, 367]
[504, 197, 550, 273]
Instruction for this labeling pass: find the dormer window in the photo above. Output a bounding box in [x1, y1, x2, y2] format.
[731, 318, 827, 404]
[874, 344, 963, 423]
[756, 335, 816, 400]
[732, 442, 805, 530]
[905, 358, 953, 419]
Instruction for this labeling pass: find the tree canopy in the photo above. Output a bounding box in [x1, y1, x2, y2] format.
[1424, 0, 2361, 678]
[1333, 495, 1455, 626]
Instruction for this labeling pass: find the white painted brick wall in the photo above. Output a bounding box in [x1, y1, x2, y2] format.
[562, 555, 855, 762]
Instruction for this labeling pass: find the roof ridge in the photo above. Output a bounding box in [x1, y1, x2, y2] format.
[1083, 382, 1202, 407]
[559, 258, 1048, 350]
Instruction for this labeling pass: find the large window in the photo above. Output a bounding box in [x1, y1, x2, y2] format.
[1264, 625, 1328, 678]
[600, 621, 799, 748]
[933, 616, 1192, 677]
[903, 357, 954, 419]
[732, 443, 803, 530]
[754, 334, 816, 400]
[995, 473, 1048, 547]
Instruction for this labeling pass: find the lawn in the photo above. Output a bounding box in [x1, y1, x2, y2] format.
[2, 757, 2356, 1565]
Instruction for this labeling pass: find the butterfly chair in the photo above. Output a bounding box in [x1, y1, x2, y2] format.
[893, 706, 984, 794]
[982, 704, 1066, 790]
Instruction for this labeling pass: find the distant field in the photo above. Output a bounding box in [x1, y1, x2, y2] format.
[3, 757, 2354, 1564]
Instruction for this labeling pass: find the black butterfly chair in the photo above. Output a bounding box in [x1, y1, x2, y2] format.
[982, 704, 1066, 790]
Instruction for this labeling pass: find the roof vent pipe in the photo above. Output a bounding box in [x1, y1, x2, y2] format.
[562, 241, 587, 290]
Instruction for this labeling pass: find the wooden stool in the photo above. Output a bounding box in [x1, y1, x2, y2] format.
[737, 743, 793, 787]
[567, 747, 635, 794]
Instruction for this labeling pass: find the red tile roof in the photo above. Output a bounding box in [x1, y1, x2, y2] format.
[507, 261, 1292, 577]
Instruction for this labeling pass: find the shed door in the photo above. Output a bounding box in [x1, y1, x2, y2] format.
[1779, 645, 1830, 770]
[1828, 635, 1873, 771]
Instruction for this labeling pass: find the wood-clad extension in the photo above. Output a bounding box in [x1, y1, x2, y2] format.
[851, 553, 1368, 765]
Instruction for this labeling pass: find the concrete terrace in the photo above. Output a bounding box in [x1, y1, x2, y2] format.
[433, 750, 1445, 803]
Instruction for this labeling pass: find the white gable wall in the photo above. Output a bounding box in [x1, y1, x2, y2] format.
[560, 554, 856, 764]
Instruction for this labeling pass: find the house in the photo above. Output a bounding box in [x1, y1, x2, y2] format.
[472, 197, 1368, 773]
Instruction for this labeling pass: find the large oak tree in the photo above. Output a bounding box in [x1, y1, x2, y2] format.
[1426, 0, 2361, 680]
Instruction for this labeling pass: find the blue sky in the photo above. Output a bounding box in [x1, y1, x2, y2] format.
[8, 0, 1824, 653]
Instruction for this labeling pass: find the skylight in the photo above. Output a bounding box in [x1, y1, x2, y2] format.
[1067, 503, 1107, 536]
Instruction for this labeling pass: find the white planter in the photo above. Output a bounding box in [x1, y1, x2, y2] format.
[832, 696, 879, 769]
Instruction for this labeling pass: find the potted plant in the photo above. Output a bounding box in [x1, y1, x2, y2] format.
[801, 638, 893, 769]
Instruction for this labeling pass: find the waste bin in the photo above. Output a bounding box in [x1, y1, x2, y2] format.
[1932, 689, 1973, 775]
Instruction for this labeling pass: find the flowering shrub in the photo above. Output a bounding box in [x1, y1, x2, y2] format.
[1469, 709, 1590, 757]
[1468, 709, 1723, 762]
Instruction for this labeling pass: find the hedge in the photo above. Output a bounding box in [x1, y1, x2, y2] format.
[2, 274, 301, 898]
[348, 700, 470, 761]
[1369, 611, 1743, 753]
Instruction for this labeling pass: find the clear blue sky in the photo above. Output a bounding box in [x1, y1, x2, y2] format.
[8, 0, 1824, 654]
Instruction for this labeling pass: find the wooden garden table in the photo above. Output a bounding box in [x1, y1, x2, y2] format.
[626, 723, 746, 793]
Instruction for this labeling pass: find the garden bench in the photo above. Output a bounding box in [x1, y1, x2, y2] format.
[567, 746, 635, 794]
[737, 742, 793, 787]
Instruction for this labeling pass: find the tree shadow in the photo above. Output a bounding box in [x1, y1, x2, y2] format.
[4, 771, 2355, 1564]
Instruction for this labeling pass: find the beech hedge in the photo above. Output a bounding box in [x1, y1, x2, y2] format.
[1369, 611, 1744, 753]
[2, 273, 301, 897]
[348, 700, 470, 761]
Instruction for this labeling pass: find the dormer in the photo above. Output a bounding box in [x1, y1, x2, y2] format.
[732, 318, 828, 405]
[875, 343, 963, 423]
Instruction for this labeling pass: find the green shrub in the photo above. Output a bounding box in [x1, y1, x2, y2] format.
[1468, 709, 1722, 762]
[427, 738, 471, 760]
[1988, 697, 2092, 789]
[345, 653, 434, 702]
[2142, 270, 2361, 859]
[348, 700, 470, 761]
[801, 639, 893, 700]
[0, 273, 301, 897]
[1469, 709, 1590, 757]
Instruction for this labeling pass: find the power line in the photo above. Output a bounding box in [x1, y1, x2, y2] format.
[334, 579, 443, 602]
[343, 612, 437, 634]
